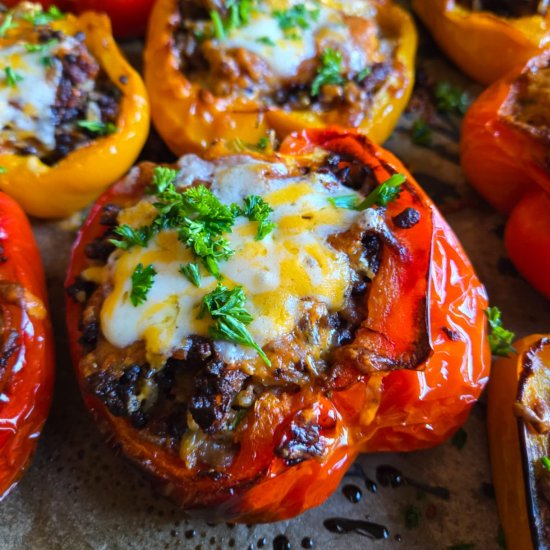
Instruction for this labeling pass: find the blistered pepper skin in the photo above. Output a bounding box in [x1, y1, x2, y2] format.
[144, 0, 417, 155]
[0, 11, 150, 219]
[461, 52, 550, 299]
[65, 129, 490, 522]
[412, 0, 550, 85]
[0, 193, 54, 500]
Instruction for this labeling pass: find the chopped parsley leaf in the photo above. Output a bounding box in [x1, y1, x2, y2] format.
[25, 38, 58, 53]
[328, 195, 359, 210]
[0, 166, 6, 174]
[435, 82, 470, 116]
[4, 67, 23, 87]
[256, 35, 275, 46]
[411, 119, 432, 146]
[329, 173, 406, 211]
[210, 10, 225, 40]
[40, 55, 55, 68]
[130, 263, 156, 307]
[199, 283, 270, 366]
[273, 4, 320, 34]
[239, 195, 276, 240]
[311, 48, 345, 96]
[109, 225, 152, 250]
[357, 67, 371, 82]
[357, 173, 405, 209]
[23, 6, 65, 26]
[77, 120, 117, 136]
[210, 0, 255, 39]
[486, 306, 515, 357]
[542, 456, 550, 472]
[180, 263, 201, 287]
[451, 428, 468, 450]
[0, 14, 17, 37]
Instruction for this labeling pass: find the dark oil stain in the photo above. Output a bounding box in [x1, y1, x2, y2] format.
[345, 463, 377, 493]
[343, 484, 363, 503]
[323, 518, 389, 540]
[376, 464, 451, 500]
[301, 537, 315, 549]
[273, 534, 291, 550]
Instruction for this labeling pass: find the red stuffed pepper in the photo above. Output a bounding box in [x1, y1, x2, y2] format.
[461, 50, 550, 299]
[65, 129, 490, 522]
[0, 193, 54, 500]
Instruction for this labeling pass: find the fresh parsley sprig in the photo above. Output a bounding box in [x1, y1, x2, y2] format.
[311, 48, 345, 97]
[180, 263, 201, 287]
[77, 120, 117, 136]
[199, 283, 270, 366]
[109, 225, 152, 250]
[542, 456, 550, 473]
[210, 0, 255, 40]
[273, 3, 320, 35]
[329, 173, 406, 211]
[130, 263, 156, 307]
[486, 306, 515, 357]
[411, 119, 432, 146]
[435, 82, 470, 116]
[239, 195, 276, 240]
[23, 6, 65, 26]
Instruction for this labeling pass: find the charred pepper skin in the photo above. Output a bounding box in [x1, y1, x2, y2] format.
[65, 129, 490, 522]
[0, 10, 150, 219]
[144, 0, 417, 154]
[0, 193, 54, 500]
[461, 51, 550, 299]
[413, 0, 550, 85]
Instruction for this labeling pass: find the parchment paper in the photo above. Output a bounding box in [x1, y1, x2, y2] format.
[0, 11, 549, 550]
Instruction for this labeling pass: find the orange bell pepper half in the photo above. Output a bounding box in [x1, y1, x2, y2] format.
[461, 50, 550, 299]
[0, 193, 54, 500]
[144, 0, 417, 154]
[413, 0, 550, 85]
[0, 7, 150, 218]
[65, 129, 490, 522]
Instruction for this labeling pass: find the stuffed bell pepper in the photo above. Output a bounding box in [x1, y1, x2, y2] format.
[488, 335, 550, 550]
[412, 0, 550, 85]
[65, 128, 490, 522]
[0, 192, 54, 500]
[461, 50, 550, 299]
[0, 3, 149, 218]
[144, 0, 417, 154]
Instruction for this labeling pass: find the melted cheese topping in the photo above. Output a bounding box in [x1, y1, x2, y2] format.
[0, 34, 92, 153]
[99, 155, 357, 364]
[98, 155, 361, 366]
[0, 42, 61, 150]
[220, 0, 371, 78]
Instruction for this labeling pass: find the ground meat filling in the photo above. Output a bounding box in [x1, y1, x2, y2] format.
[457, 0, 549, 16]
[69, 154, 420, 469]
[500, 52, 550, 145]
[173, 0, 395, 124]
[0, 21, 121, 165]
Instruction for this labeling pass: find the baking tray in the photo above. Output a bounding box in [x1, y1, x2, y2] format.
[1, 11, 549, 550]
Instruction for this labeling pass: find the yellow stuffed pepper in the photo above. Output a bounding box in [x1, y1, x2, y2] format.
[488, 334, 550, 550]
[0, 3, 149, 218]
[144, 0, 417, 154]
[413, 0, 550, 85]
